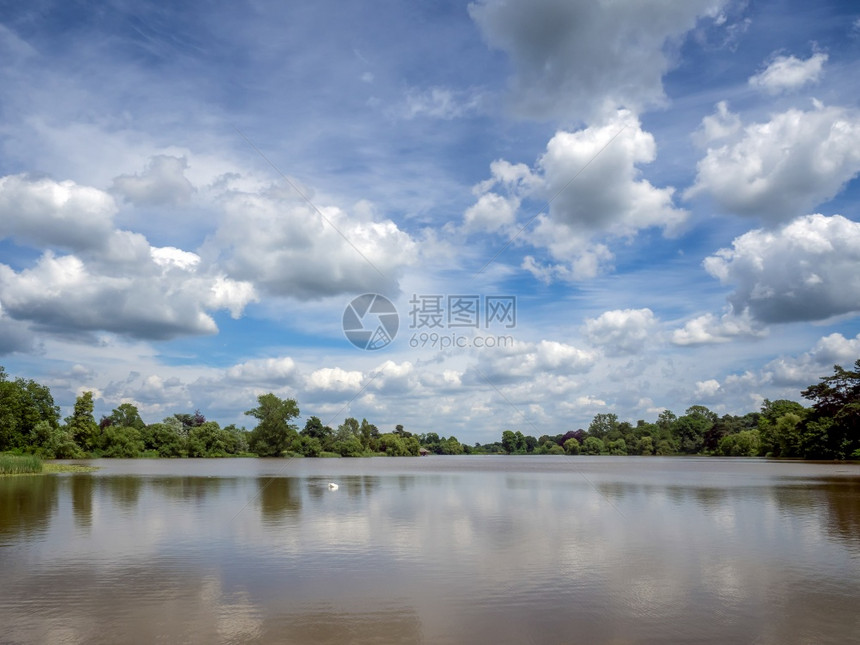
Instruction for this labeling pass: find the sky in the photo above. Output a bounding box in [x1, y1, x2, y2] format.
[1, 0, 859, 443]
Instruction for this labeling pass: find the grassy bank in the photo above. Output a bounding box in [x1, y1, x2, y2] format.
[1, 454, 98, 476]
[0, 453, 42, 474]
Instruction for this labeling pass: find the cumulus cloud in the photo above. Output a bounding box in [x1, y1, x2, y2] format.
[686, 104, 860, 221]
[224, 357, 298, 385]
[761, 333, 860, 387]
[0, 171, 258, 341]
[469, 0, 728, 121]
[463, 192, 519, 233]
[695, 379, 721, 399]
[0, 174, 116, 250]
[469, 110, 686, 280]
[306, 367, 364, 392]
[703, 214, 860, 324]
[584, 308, 657, 355]
[693, 101, 741, 146]
[213, 187, 416, 299]
[111, 155, 195, 206]
[671, 308, 765, 345]
[749, 52, 828, 94]
[473, 339, 597, 383]
[0, 247, 257, 340]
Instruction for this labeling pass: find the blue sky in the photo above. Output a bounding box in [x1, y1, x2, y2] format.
[1, 0, 859, 442]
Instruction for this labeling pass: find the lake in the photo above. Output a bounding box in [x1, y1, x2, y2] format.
[1, 456, 859, 644]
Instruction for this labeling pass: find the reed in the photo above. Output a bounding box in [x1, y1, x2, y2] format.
[0, 453, 43, 475]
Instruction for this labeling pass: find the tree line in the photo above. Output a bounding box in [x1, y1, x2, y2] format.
[493, 361, 860, 460]
[0, 361, 857, 459]
[0, 367, 465, 458]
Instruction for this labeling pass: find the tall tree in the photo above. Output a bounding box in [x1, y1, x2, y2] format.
[802, 361, 860, 459]
[66, 392, 100, 453]
[245, 394, 300, 457]
[0, 368, 61, 452]
[108, 403, 146, 430]
[588, 413, 618, 440]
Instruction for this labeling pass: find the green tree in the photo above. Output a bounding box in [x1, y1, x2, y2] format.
[673, 406, 716, 454]
[501, 430, 518, 454]
[0, 369, 61, 452]
[801, 360, 860, 459]
[563, 437, 581, 455]
[291, 435, 322, 457]
[657, 409, 677, 428]
[588, 413, 618, 440]
[66, 392, 100, 454]
[582, 436, 605, 455]
[301, 416, 333, 451]
[32, 420, 82, 458]
[440, 435, 463, 455]
[336, 417, 361, 443]
[608, 438, 628, 455]
[359, 418, 379, 449]
[638, 435, 654, 455]
[245, 394, 300, 457]
[655, 439, 675, 455]
[403, 435, 421, 456]
[718, 429, 761, 456]
[141, 423, 186, 457]
[333, 436, 365, 457]
[175, 410, 206, 431]
[106, 403, 146, 430]
[101, 426, 144, 458]
[767, 412, 805, 458]
[758, 399, 807, 456]
[378, 433, 408, 456]
[187, 421, 232, 457]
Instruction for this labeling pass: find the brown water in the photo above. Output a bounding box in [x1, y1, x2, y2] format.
[1, 456, 859, 645]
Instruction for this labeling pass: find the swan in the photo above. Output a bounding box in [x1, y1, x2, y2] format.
[328, 482, 339, 490]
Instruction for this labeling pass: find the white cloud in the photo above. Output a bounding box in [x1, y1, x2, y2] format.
[671, 309, 765, 345]
[224, 357, 298, 384]
[306, 367, 364, 392]
[0, 174, 116, 251]
[749, 52, 828, 94]
[111, 155, 195, 206]
[212, 188, 417, 299]
[575, 395, 606, 408]
[463, 192, 518, 233]
[401, 87, 482, 120]
[693, 101, 741, 146]
[469, 0, 728, 121]
[686, 104, 860, 221]
[0, 249, 256, 340]
[0, 171, 258, 341]
[470, 110, 686, 280]
[584, 308, 657, 355]
[474, 339, 597, 382]
[766, 333, 860, 386]
[695, 379, 721, 398]
[151, 246, 201, 271]
[703, 214, 860, 323]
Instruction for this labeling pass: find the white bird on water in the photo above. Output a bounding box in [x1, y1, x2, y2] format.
[328, 482, 339, 490]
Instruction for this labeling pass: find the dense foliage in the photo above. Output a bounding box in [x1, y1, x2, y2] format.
[0, 361, 857, 459]
[490, 361, 860, 460]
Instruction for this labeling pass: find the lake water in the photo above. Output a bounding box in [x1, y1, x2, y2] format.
[1, 456, 859, 645]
